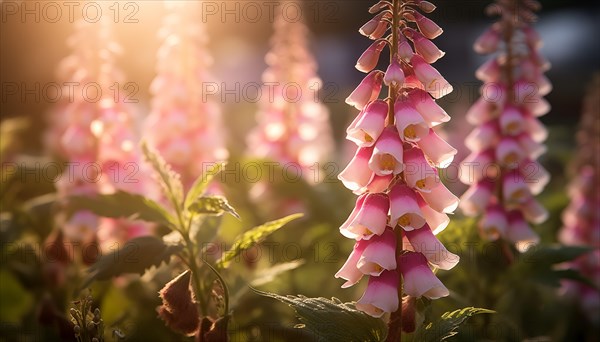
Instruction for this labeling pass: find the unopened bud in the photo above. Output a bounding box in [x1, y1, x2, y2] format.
[419, 1, 436, 13]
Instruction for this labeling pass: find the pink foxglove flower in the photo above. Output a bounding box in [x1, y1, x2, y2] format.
[558, 76, 600, 324]
[459, 0, 551, 251]
[247, 6, 333, 180]
[334, 0, 459, 320]
[47, 18, 155, 246]
[145, 2, 228, 190]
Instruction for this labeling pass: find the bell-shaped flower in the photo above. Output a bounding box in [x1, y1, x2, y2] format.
[524, 96, 551, 117]
[420, 182, 459, 214]
[475, 58, 500, 82]
[465, 97, 496, 125]
[499, 106, 525, 136]
[503, 170, 532, 205]
[412, 11, 443, 39]
[397, 34, 414, 61]
[356, 40, 387, 73]
[524, 115, 548, 143]
[506, 211, 539, 252]
[345, 70, 384, 110]
[404, 28, 445, 64]
[399, 251, 449, 299]
[519, 159, 550, 195]
[354, 174, 394, 195]
[417, 195, 450, 234]
[474, 26, 500, 54]
[346, 100, 388, 147]
[357, 228, 397, 275]
[411, 54, 453, 99]
[394, 100, 429, 142]
[407, 89, 450, 126]
[355, 270, 399, 317]
[335, 240, 368, 288]
[496, 137, 525, 168]
[479, 205, 507, 240]
[338, 146, 374, 191]
[359, 12, 386, 37]
[465, 121, 499, 152]
[368, 127, 405, 176]
[517, 133, 546, 160]
[390, 183, 426, 230]
[405, 225, 459, 270]
[404, 148, 439, 192]
[384, 58, 405, 87]
[521, 197, 548, 224]
[459, 150, 496, 185]
[459, 179, 494, 216]
[417, 129, 457, 167]
[339, 193, 389, 240]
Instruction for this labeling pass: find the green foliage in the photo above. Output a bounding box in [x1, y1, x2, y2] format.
[413, 307, 495, 342]
[250, 260, 306, 287]
[141, 142, 184, 206]
[0, 270, 33, 324]
[217, 213, 303, 268]
[81, 236, 183, 289]
[68, 191, 176, 228]
[188, 195, 240, 219]
[255, 290, 387, 342]
[184, 162, 225, 210]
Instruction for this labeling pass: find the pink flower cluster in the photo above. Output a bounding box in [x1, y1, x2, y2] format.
[247, 8, 333, 179]
[459, 0, 551, 252]
[335, 0, 459, 317]
[145, 1, 228, 190]
[47, 18, 154, 247]
[559, 77, 600, 324]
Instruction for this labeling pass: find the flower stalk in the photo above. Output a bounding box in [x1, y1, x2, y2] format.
[335, 0, 459, 333]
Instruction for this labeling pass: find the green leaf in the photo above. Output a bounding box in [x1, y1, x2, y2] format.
[184, 162, 225, 210]
[188, 196, 240, 219]
[141, 141, 184, 207]
[520, 245, 593, 265]
[0, 270, 34, 324]
[217, 213, 303, 268]
[254, 290, 387, 342]
[81, 236, 183, 289]
[413, 307, 495, 342]
[68, 191, 176, 228]
[250, 260, 305, 287]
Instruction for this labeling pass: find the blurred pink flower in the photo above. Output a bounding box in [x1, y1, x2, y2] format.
[459, 0, 552, 250]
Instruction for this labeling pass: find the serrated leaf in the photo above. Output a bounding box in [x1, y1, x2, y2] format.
[68, 191, 176, 228]
[81, 236, 183, 289]
[141, 141, 184, 207]
[217, 213, 303, 268]
[184, 162, 225, 210]
[188, 196, 239, 219]
[413, 307, 495, 342]
[250, 260, 305, 287]
[254, 290, 387, 342]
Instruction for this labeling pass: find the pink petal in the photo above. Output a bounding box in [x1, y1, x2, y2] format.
[394, 100, 429, 143]
[346, 100, 388, 147]
[403, 147, 439, 192]
[345, 71, 384, 110]
[417, 129, 457, 168]
[338, 146, 375, 191]
[405, 224, 459, 270]
[356, 40, 387, 73]
[335, 240, 368, 288]
[459, 180, 494, 216]
[407, 89, 450, 126]
[420, 182, 459, 214]
[368, 126, 405, 176]
[358, 228, 397, 275]
[389, 184, 426, 230]
[400, 252, 449, 299]
[356, 270, 400, 317]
